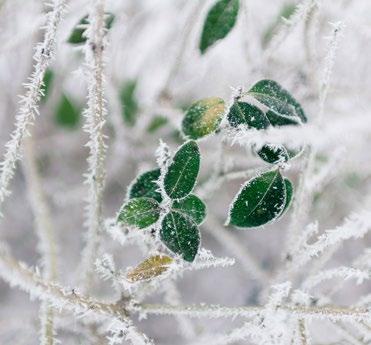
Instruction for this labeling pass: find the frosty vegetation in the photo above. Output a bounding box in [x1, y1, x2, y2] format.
[0, 0, 370, 344]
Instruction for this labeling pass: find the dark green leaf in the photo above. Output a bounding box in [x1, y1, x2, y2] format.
[228, 169, 286, 228]
[147, 115, 168, 133]
[128, 169, 162, 203]
[281, 178, 293, 215]
[257, 144, 304, 164]
[164, 141, 200, 200]
[105, 13, 115, 30]
[68, 13, 115, 45]
[120, 80, 139, 127]
[248, 79, 307, 126]
[55, 94, 80, 128]
[182, 98, 225, 139]
[257, 144, 289, 164]
[172, 194, 206, 225]
[68, 15, 88, 45]
[160, 210, 200, 262]
[200, 0, 240, 54]
[228, 101, 270, 129]
[117, 197, 160, 229]
[41, 69, 54, 103]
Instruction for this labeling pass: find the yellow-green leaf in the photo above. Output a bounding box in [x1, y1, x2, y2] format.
[127, 255, 173, 282]
[182, 98, 225, 139]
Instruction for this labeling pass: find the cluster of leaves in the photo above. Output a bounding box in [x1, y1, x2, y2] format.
[118, 141, 205, 263]
[182, 79, 306, 228]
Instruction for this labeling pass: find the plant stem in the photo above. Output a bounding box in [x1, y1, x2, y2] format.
[23, 137, 58, 345]
[0, 0, 66, 214]
[80, 0, 108, 291]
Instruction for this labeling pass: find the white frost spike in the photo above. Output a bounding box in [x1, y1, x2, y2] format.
[266, 282, 292, 309]
[0, 0, 67, 214]
[302, 266, 371, 291]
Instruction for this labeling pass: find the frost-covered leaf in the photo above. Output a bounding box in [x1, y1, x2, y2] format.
[120, 80, 139, 127]
[55, 93, 80, 128]
[228, 169, 286, 228]
[160, 211, 200, 262]
[147, 115, 168, 133]
[257, 144, 303, 164]
[128, 169, 162, 203]
[257, 144, 289, 164]
[281, 178, 293, 215]
[41, 68, 54, 102]
[248, 79, 307, 126]
[127, 255, 173, 282]
[68, 13, 115, 45]
[182, 98, 225, 139]
[172, 194, 206, 225]
[227, 102, 270, 129]
[199, 0, 240, 54]
[164, 141, 200, 200]
[117, 197, 160, 229]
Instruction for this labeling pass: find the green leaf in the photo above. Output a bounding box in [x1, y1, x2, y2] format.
[262, 3, 296, 47]
[172, 194, 206, 225]
[228, 169, 286, 228]
[227, 101, 270, 129]
[257, 144, 289, 164]
[257, 144, 303, 164]
[41, 69, 54, 103]
[164, 141, 200, 200]
[68, 13, 115, 45]
[147, 115, 168, 133]
[128, 169, 162, 203]
[55, 94, 80, 129]
[182, 98, 225, 139]
[281, 178, 293, 215]
[200, 0, 240, 54]
[160, 211, 200, 262]
[117, 197, 160, 229]
[120, 80, 139, 127]
[248, 79, 307, 126]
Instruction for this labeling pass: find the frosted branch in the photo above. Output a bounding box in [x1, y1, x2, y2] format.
[80, 0, 109, 290]
[0, 0, 66, 213]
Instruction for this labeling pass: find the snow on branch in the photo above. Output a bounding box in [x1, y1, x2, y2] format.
[132, 302, 370, 322]
[302, 266, 371, 291]
[291, 211, 371, 270]
[0, 0, 66, 213]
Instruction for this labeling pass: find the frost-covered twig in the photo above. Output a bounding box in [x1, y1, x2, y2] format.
[284, 21, 344, 256]
[134, 302, 370, 322]
[263, 0, 317, 61]
[290, 211, 371, 270]
[80, 0, 109, 290]
[0, 0, 66, 213]
[23, 138, 58, 345]
[0, 246, 153, 344]
[302, 266, 371, 291]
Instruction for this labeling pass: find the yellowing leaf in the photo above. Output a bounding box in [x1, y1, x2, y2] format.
[127, 255, 173, 282]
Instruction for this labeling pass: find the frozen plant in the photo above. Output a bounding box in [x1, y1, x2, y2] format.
[0, 0, 370, 344]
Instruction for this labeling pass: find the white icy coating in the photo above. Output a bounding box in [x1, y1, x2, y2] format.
[0, 0, 370, 344]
